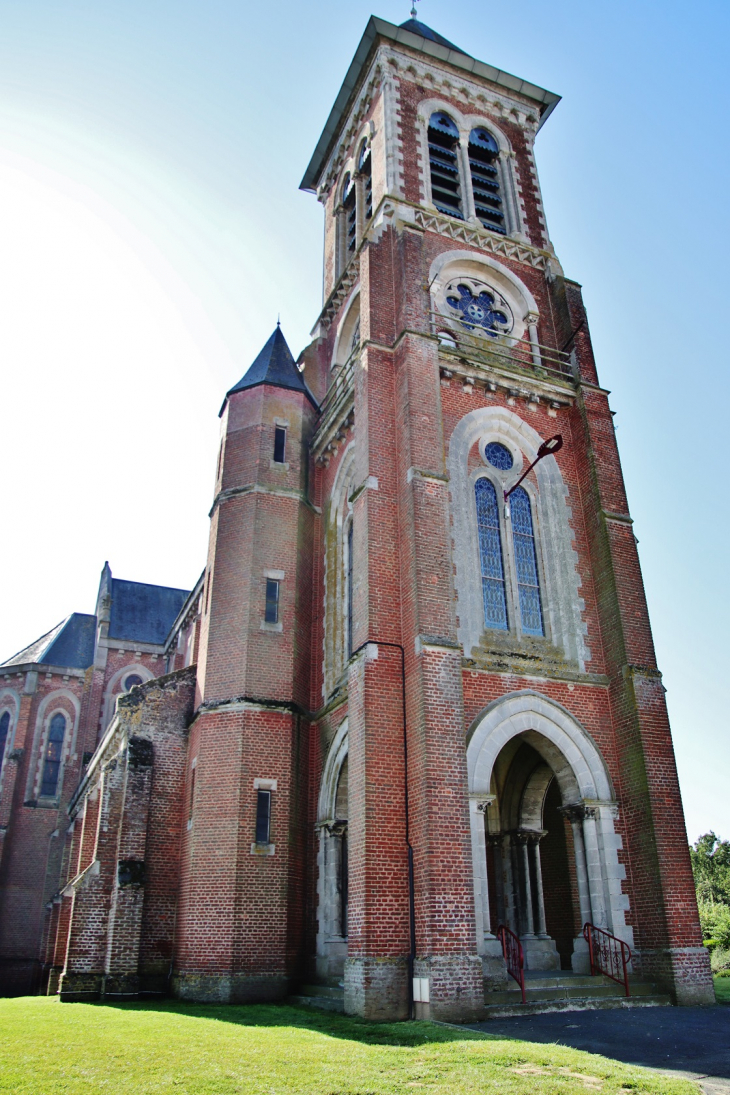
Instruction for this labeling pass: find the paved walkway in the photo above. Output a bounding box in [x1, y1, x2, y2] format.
[467, 1006, 730, 1095]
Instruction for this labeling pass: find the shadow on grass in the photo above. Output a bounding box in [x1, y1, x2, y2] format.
[93, 999, 496, 1048]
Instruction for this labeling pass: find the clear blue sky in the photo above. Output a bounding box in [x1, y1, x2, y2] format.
[0, 0, 727, 841]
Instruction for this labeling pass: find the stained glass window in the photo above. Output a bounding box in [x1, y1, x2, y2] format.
[446, 283, 510, 336]
[428, 112, 463, 219]
[468, 127, 505, 234]
[511, 487, 544, 636]
[40, 713, 66, 798]
[485, 442, 513, 471]
[0, 711, 9, 775]
[123, 674, 144, 691]
[475, 478, 508, 630]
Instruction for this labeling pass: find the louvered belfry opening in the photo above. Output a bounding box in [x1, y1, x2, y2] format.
[343, 173, 357, 256]
[358, 139, 373, 223]
[428, 111, 463, 219]
[468, 127, 505, 234]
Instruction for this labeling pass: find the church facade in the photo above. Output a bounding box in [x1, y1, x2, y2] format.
[0, 16, 714, 1020]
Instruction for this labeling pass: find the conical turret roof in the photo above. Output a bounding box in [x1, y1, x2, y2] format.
[222, 326, 317, 412]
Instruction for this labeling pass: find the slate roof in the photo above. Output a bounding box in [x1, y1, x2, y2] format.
[223, 326, 318, 412]
[397, 18, 468, 56]
[108, 579, 190, 646]
[1, 613, 96, 670]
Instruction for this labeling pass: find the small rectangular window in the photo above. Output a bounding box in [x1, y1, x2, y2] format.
[188, 765, 197, 822]
[255, 789, 271, 844]
[265, 578, 279, 624]
[273, 426, 287, 464]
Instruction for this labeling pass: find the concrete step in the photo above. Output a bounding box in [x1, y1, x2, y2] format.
[288, 984, 345, 1013]
[481, 993, 672, 1019]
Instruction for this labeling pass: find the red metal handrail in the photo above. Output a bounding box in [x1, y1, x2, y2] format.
[583, 922, 631, 997]
[497, 924, 526, 1003]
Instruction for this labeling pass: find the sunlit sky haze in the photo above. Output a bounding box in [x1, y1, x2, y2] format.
[0, 0, 728, 840]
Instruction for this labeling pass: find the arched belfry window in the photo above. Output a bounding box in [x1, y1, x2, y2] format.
[428, 112, 463, 219]
[357, 139, 373, 223]
[40, 713, 66, 798]
[475, 478, 508, 630]
[511, 487, 544, 636]
[468, 127, 505, 235]
[0, 711, 10, 775]
[342, 173, 357, 258]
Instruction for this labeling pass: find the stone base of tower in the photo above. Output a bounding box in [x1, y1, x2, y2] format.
[344, 957, 409, 1021]
[172, 970, 290, 1004]
[634, 946, 715, 1006]
[415, 954, 487, 1023]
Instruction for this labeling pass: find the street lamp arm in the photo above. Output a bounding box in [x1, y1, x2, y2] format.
[504, 434, 563, 503]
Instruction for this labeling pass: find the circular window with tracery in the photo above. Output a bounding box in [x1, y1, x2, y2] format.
[123, 674, 144, 692]
[484, 442, 514, 470]
[440, 277, 513, 339]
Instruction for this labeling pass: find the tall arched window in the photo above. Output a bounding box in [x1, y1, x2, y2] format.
[357, 139, 373, 223]
[468, 127, 505, 235]
[511, 487, 544, 636]
[0, 711, 10, 775]
[428, 112, 463, 219]
[40, 713, 66, 798]
[475, 478, 508, 630]
[346, 520, 354, 657]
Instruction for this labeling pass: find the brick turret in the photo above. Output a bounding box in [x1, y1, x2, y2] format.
[173, 326, 317, 1001]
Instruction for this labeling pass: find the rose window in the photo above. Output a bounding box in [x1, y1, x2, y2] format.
[442, 278, 513, 338]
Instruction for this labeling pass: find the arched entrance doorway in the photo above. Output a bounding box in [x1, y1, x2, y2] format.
[466, 692, 633, 978]
[315, 720, 349, 981]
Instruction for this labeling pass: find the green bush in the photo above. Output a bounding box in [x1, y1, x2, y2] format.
[710, 945, 730, 973]
[716, 968, 730, 978]
[698, 898, 730, 951]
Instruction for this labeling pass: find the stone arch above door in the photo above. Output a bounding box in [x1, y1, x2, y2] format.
[465, 691, 632, 966]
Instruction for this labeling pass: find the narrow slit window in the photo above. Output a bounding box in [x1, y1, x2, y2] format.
[265, 578, 280, 625]
[255, 789, 271, 845]
[475, 478, 508, 631]
[342, 173, 357, 257]
[40, 713, 66, 797]
[0, 711, 9, 775]
[273, 426, 287, 464]
[358, 139, 373, 223]
[468, 127, 505, 235]
[188, 764, 197, 822]
[511, 487, 544, 636]
[428, 112, 463, 220]
[346, 521, 354, 656]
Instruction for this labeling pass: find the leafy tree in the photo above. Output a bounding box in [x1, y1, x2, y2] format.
[690, 832, 730, 906]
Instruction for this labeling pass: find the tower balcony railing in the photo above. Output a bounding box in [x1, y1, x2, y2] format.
[312, 348, 358, 463]
[428, 311, 574, 385]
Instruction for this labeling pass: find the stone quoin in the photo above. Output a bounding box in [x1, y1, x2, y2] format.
[0, 15, 714, 1017]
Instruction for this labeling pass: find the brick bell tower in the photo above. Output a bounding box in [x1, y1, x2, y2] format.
[173, 326, 317, 1001]
[298, 14, 713, 1021]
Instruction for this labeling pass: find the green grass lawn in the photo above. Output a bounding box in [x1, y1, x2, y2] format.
[714, 975, 730, 1004]
[0, 997, 700, 1095]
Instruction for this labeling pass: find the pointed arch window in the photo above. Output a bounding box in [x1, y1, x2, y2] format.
[40, 713, 66, 798]
[511, 487, 544, 636]
[468, 127, 505, 235]
[357, 139, 373, 223]
[428, 112, 463, 220]
[0, 711, 10, 776]
[475, 478, 508, 630]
